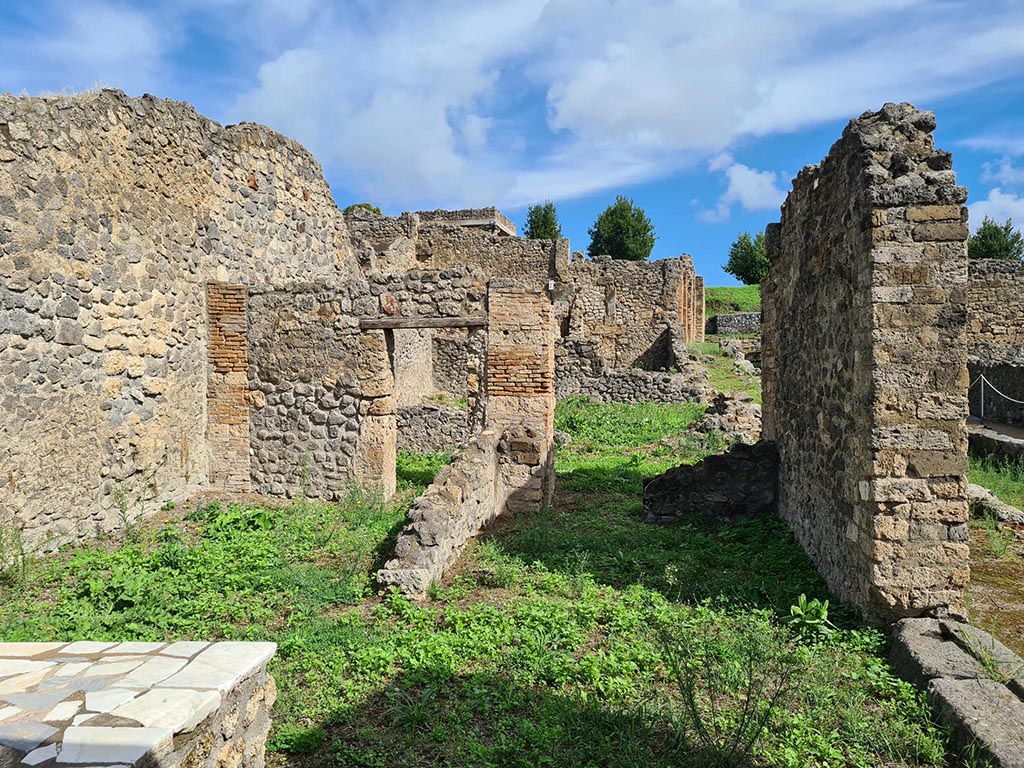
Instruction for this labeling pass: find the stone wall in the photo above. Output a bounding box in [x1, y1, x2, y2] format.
[0, 89, 356, 547]
[377, 429, 501, 596]
[762, 103, 970, 624]
[0, 640, 276, 768]
[967, 259, 1024, 424]
[967, 259, 1024, 364]
[558, 254, 703, 368]
[247, 267, 488, 501]
[416, 207, 517, 236]
[555, 338, 708, 403]
[247, 282, 377, 500]
[393, 329, 434, 407]
[344, 208, 568, 287]
[644, 441, 777, 524]
[708, 312, 761, 336]
[433, 330, 469, 396]
[397, 403, 470, 454]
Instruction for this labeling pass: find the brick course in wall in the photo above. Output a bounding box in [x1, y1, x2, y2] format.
[206, 283, 251, 494]
[762, 103, 970, 624]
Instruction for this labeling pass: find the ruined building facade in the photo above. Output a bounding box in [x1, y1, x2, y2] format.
[0, 89, 707, 550]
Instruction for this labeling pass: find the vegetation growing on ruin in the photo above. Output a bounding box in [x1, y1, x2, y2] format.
[970, 455, 1024, 510]
[689, 340, 762, 403]
[705, 284, 762, 319]
[0, 401, 956, 767]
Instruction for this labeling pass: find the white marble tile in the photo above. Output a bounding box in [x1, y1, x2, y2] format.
[71, 714, 96, 726]
[43, 699, 81, 722]
[58, 726, 173, 765]
[160, 642, 275, 691]
[0, 669, 51, 695]
[111, 688, 221, 732]
[0, 706, 20, 723]
[160, 642, 209, 658]
[107, 642, 164, 655]
[0, 659, 54, 679]
[83, 688, 137, 713]
[58, 642, 116, 655]
[82, 657, 147, 677]
[21, 742, 57, 765]
[53, 662, 92, 678]
[117, 656, 185, 689]
[0, 643, 64, 658]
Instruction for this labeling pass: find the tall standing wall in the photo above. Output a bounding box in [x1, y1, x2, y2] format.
[762, 103, 970, 624]
[0, 90, 356, 546]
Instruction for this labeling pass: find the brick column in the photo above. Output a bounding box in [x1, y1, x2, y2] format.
[206, 283, 251, 493]
[486, 280, 555, 512]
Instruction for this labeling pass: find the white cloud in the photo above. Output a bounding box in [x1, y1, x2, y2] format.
[8, 0, 1024, 209]
[0, 2, 170, 95]
[699, 154, 787, 223]
[969, 189, 1024, 230]
[960, 135, 1024, 156]
[982, 157, 1024, 187]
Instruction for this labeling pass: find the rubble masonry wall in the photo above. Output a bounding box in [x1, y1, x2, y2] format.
[762, 103, 970, 624]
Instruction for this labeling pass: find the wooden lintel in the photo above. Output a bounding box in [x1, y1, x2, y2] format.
[360, 316, 488, 330]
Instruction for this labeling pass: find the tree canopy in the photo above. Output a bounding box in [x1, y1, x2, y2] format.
[723, 231, 769, 285]
[343, 202, 383, 216]
[524, 200, 562, 240]
[968, 216, 1024, 260]
[586, 196, 656, 261]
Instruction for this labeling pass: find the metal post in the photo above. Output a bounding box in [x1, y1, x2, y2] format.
[980, 375, 986, 423]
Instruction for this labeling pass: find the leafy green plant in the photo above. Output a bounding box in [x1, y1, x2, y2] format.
[782, 593, 837, 639]
[659, 616, 795, 767]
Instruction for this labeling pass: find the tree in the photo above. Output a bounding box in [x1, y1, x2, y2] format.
[343, 202, 382, 216]
[524, 200, 562, 239]
[724, 230, 769, 285]
[968, 216, 1024, 260]
[587, 196, 656, 261]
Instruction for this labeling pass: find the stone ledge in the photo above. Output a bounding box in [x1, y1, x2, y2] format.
[891, 619, 1024, 767]
[0, 641, 276, 767]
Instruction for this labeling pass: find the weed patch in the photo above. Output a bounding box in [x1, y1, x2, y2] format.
[0, 400, 954, 767]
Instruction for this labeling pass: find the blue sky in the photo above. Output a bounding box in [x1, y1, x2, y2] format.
[3, 1, 1024, 285]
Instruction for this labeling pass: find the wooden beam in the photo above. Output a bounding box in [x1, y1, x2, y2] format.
[360, 316, 487, 330]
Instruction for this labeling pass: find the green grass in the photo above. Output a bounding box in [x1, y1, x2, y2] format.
[689, 341, 763, 403]
[0, 401, 954, 768]
[705, 285, 762, 319]
[970, 455, 1024, 510]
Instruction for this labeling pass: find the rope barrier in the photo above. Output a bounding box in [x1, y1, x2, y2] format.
[969, 373, 1024, 405]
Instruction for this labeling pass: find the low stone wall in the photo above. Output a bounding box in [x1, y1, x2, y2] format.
[890, 619, 1024, 767]
[969, 362, 1024, 425]
[0, 640, 276, 767]
[378, 424, 548, 597]
[643, 441, 777, 523]
[555, 339, 707, 403]
[708, 312, 761, 335]
[397, 404, 470, 454]
[969, 421, 1024, 461]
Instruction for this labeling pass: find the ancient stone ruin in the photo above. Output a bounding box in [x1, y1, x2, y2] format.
[5, 87, 1023, 767]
